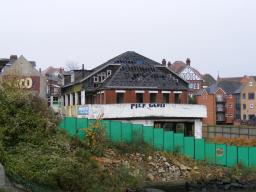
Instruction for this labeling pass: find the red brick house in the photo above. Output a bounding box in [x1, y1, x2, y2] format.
[196, 80, 242, 125]
[169, 58, 204, 95]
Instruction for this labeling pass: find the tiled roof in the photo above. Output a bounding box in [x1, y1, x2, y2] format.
[206, 80, 242, 95]
[63, 51, 188, 91]
[0, 56, 36, 74]
[169, 61, 203, 80]
[42, 66, 64, 75]
[93, 51, 162, 72]
[104, 63, 187, 90]
[170, 61, 187, 73]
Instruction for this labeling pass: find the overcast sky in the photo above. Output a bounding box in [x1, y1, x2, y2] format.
[1, 0, 255, 78]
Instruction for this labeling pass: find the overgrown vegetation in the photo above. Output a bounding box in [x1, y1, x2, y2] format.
[0, 82, 141, 192]
[207, 136, 256, 146]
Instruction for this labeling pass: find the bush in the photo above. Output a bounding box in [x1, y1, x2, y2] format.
[0, 83, 141, 191]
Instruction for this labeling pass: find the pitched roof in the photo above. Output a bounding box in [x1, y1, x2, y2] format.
[170, 61, 187, 73]
[169, 60, 203, 80]
[63, 51, 188, 91]
[206, 80, 242, 95]
[93, 51, 162, 72]
[0, 55, 36, 74]
[202, 74, 216, 87]
[42, 66, 64, 75]
[104, 63, 187, 90]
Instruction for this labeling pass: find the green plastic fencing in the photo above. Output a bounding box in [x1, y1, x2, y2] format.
[249, 147, 256, 167]
[238, 147, 249, 167]
[195, 139, 205, 161]
[174, 133, 184, 153]
[110, 121, 122, 143]
[143, 126, 154, 146]
[184, 137, 195, 158]
[153, 128, 164, 150]
[60, 117, 256, 168]
[227, 146, 237, 167]
[216, 144, 227, 166]
[164, 131, 174, 152]
[205, 143, 216, 164]
[122, 123, 132, 143]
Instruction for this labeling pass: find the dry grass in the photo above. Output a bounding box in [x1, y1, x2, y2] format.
[207, 136, 256, 146]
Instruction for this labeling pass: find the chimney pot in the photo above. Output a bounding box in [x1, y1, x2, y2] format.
[162, 59, 166, 66]
[10, 55, 18, 61]
[82, 64, 84, 70]
[167, 61, 171, 68]
[186, 58, 191, 66]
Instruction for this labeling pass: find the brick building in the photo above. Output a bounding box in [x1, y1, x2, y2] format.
[196, 80, 242, 125]
[0, 55, 47, 98]
[42, 66, 65, 112]
[240, 76, 256, 121]
[61, 51, 207, 138]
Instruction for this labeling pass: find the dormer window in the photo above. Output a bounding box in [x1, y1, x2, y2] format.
[107, 70, 112, 77]
[93, 76, 99, 83]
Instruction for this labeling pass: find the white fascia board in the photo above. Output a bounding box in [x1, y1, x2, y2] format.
[173, 91, 183, 94]
[162, 91, 171, 94]
[149, 90, 158, 93]
[115, 90, 126, 93]
[135, 90, 145, 93]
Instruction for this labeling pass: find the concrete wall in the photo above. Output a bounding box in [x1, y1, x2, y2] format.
[62, 103, 207, 119]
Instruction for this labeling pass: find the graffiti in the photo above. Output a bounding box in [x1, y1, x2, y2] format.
[19, 77, 33, 89]
[131, 103, 166, 109]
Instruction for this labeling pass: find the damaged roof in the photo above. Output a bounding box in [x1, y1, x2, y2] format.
[63, 51, 188, 91]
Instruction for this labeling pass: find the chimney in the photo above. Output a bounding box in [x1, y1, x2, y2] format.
[82, 64, 84, 70]
[186, 58, 191, 66]
[39, 68, 41, 73]
[10, 55, 18, 61]
[162, 59, 166, 66]
[167, 61, 171, 68]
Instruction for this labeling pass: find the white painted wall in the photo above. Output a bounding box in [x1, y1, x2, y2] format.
[194, 119, 203, 139]
[76, 103, 207, 119]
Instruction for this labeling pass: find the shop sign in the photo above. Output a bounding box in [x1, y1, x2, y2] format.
[131, 103, 166, 109]
[78, 106, 89, 115]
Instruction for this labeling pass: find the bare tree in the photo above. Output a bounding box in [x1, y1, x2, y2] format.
[65, 61, 80, 71]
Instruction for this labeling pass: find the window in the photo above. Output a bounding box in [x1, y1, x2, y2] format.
[163, 93, 169, 103]
[136, 93, 144, 103]
[93, 76, 99, 83]
[73, 93, 75, 105]
[243, 115, 247, 120]
[150, 93, 157, 103]
[228, 104, 233, 108]
[249, 115, 255, 120]
[250, 104, 254, 109]
[77, 92, 81, 105]
[67, 94, 70, 106]
[189, 83, 193, 89]
[243, 104, 246, 110]
[249, 81, 253, 87]
[194, 83, 200, 90]
[174, 93, 181, 104]
[242, 93, 246, 99]
[53, 97, 59, 105]
[248, 93, 255, 100]
[116, 93, 124, 104]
